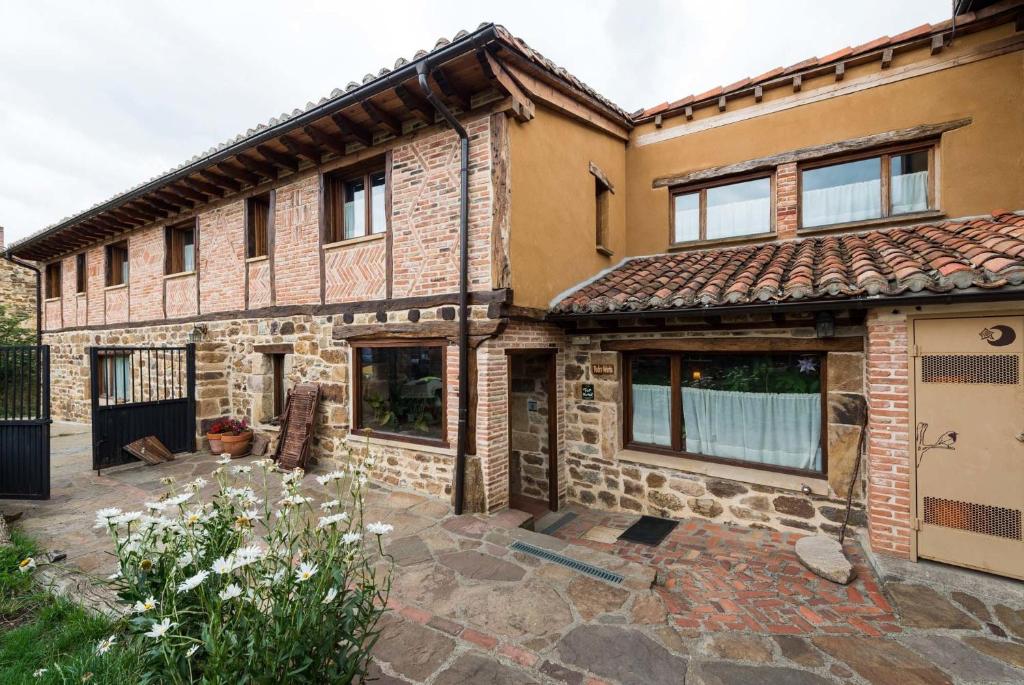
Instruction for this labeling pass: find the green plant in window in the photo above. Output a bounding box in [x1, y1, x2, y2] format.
[365, 394, 397, 429]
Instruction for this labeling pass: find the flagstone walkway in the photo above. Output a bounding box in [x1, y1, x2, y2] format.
[3, 424, 1023, 684]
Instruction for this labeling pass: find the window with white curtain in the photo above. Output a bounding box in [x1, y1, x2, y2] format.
[627, 351, 824, 475]
[672, 176, 772, 244]
[801, 147, 931, 229]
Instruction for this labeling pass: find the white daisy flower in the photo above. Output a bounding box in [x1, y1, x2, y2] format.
[281, 468, 305, 485]
[18, 557, 36, 573]
[216, 455, 232, 464]
[233, 545, 264, 567]
[232, 465, 251, 474]
[107, 570, 123, 581]
[113, 511, 143, 526]
[145, 617, 174, 639]
[186, 644, 199, 658]
[33, 668, 47, 677]
[366, 522, 393, 536]
[341, 532, 362, 545]
[176, 570, 209, 593]
[295, 562, 318, 583]
[95, 635, 116, 655]
[189, 477, 208, 492]
[132, 596, 158, 613]
[317, 512, 350, 529]
[322, 587, 338, 604]
[160, 476, 176, 485]
[144, 501, 168, 512]
[176, 551, 194, 568]
[219, 583, 243, 601]
[164, 492, 194, 507]
[319, 499, 340, 511]
[211, 557, 234, 575]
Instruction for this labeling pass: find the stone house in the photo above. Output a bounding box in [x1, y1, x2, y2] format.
[8, 1, 1024, 580]
[0, 227, 38, 336]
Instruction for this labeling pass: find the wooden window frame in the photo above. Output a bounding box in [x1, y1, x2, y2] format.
[44, 262, 61, 299]
[351, 339, 448, 448]
[271, 353, 285, 420]
[105, 241, 129, 287]
[246, 192, 273, 259]
[622, 349, 829, 479]
[165, 221, 196, 275]
[590, 162, 614, 257]
[322, 158, 389, 246]
[75, 253, 87, 294]
[797, 141, 937, 232]
[668, 171, 775, 247]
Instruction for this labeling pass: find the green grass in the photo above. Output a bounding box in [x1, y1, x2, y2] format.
[0, 533, 143, 684]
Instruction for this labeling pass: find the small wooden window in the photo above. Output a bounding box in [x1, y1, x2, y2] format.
[165, 222, 195, 275]
[44, 262, 61, 299]
[271, 353, 286, 419]
[590, 162, 614, 256]
[106, 241, 129, 287]
[75, 253, 87, 294]
[800, 145, 933, 229]
[671, 174, 773, 245]
[324, 163, 387, 244]
[247, 193, 271, 258]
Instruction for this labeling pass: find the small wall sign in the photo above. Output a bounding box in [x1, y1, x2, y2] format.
[591, 363, 615, 376]
[581, 384, 595, 400]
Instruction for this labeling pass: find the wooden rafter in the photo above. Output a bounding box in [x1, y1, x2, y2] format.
[126, 201, 163, 220]
[256, 144, 299, 173]
[216, 162, 260, 186]
[329, 113, 373, 148]
[360, 100, 402, 137]
[110, 208, 147, 225]
[198, 169, 241, 192]
[139, 195, 179, 214]
[235, 154, 278, 181]
[431, 66, 471, 111]
[394, 83, 435, 124]
[279, 134, 322, 165]
[155, 189, 194, 210]
[171, 183, 209, 203]
[304, 124, 347, 155]
[479, 51, 534, 123]
[184, 176, 228, 197]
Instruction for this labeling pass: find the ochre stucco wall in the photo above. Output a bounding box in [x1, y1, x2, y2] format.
[508, 106, 627, 309]
[625, 24, 1024, 256]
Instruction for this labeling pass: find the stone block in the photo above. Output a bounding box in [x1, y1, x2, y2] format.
[773, 496, 815, 518]
[688, 497, 723, 518]
[826, 352, 863, 393]
[707, 479, 748, 498]
[828, 391, 866, 426]
[670, 478, 705, 497]
[827, 424, 862, 497]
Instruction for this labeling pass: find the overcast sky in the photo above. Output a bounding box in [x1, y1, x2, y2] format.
[0, 0, 950, 245]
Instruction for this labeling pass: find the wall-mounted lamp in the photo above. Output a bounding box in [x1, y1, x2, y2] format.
[187, 323, 208, 344]
[814, 311, 836, 339]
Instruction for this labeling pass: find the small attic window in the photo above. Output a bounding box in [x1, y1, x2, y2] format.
[590, 162, 614, 257]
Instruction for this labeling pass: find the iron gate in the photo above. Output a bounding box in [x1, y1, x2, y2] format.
[89, 344, 196, 472]
[0, 345, 50, 499]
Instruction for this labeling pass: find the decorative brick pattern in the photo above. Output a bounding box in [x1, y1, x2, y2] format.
[246, 258, 273, 309]
[775, 162, 798, 239]
[86, 245, 105, 326]
[129, 226, 164, 322]
[60, 255, 77, 328]
[165, 274, 197, 318]
[105, 286, 129, 324]
[865, 310, 912, 558]
[323, 239, 386, 303]
[272, 175, 320, 306]
[199, 202, 246, 314]
[43, 299, 62, 331]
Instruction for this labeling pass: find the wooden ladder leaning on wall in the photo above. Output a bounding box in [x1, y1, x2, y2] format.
[273, 383, 321, 471]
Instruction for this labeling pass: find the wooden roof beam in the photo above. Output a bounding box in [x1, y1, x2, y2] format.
[279, 134, 322, 165]
[184, 176, 229, 197]
[479, 51, 534, 123]
[215, 162, 260, 187]
[125, 201, 163, 221]
[394, 84, 435, 125]
[431, 66, 471, 111]
[360, 100, 402, 137]
[138, 195, 179, 215]
[110, 208, 147, 225]
[329, 113, 373, 148]
[198, 169, 240, 192]
[235, 154, 278, 181]
[154, 189, 194, 210]
[304, 124, 348, 155]
[255, 144, 299, 173]
[170, 183, 210, 203]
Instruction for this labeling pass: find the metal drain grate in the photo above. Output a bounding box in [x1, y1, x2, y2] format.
[509, 540, 623, 584]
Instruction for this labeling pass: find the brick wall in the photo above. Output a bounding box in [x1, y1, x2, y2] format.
[86, 245, 105, 326]
[864, 310, 912, 558]
[775, 162, 799, 239]
[199, 202, 246, 313]
[273, 175, 321, 306]
[130, 226, 164, 321]
[323, 238, 386, 303]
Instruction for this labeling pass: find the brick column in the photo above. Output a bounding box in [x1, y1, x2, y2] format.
[776, 162, 798, 239]
[865, 310, 912, 558]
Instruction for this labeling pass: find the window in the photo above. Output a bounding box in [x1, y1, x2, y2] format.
[44, 262, 61, 299]
[271, 353, 286, 419]
[324, 164, 387, 243]
[591, 162, 614, 255]
[247, 192, 271, 259]
[354, 343, 445, 443]
[801, 147, 932, 229]
[75, 253, 87, 294]
[106, 241, 129, 287]
[672, 175, 772, 244]
[165, 222, 195, 275]
[626, 351, 824, 475]
[96, 352, 131, 404]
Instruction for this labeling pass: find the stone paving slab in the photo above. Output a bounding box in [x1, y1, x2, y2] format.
[4, 430, 1024, 684]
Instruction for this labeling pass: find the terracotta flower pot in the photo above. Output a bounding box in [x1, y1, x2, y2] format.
[221, 431, 253, 458]
[207, 433, 225, 454]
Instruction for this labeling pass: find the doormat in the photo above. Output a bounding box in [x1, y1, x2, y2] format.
[617, 515, 678, 546]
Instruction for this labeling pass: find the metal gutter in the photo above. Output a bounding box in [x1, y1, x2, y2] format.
[417, 61, 471, 516]
[8, 24, 501, 257]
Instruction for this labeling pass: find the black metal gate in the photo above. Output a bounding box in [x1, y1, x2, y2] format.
[0, 346, 50, 499]
[89, 344, 196, 471]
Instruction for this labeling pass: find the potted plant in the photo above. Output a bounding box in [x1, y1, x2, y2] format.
[218, 417, 253, 458]
[206, 418, 231, 454]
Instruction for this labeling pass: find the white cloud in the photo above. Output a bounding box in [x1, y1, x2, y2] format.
[0, 0, 948, 245]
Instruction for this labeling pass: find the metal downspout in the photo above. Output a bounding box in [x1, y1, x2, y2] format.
[417, 62, 470, 515]
[3, 251, 42, 345]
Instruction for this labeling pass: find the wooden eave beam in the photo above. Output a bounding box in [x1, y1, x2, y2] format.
[480, 51, 535, 123]
[170, 183, 209, 203]
[201, 163, 245, 188]
[360, 100, 402, 137]
[110, 208, 147, 225]
[89, 214, 130, 231]
[304, 124, 348, 155]
[154, 189, 194, 210]
[235, 154, 278, 181]
[125, 201, 163, 221]
[279, 134, 322, 165]
[215, 163, 260, 187]
[394, 84, 435, 124]
[329, 113, 373, 148]
[255, 144, 300, 173]
[431, 66, 471, 111]
[184, 176, 229, 197]
[139, 195, 179, 214]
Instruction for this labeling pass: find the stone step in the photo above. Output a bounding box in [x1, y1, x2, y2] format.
[488, 508, 535, 531]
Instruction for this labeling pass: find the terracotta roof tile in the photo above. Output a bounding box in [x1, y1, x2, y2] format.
[552, 213, 1024, 315]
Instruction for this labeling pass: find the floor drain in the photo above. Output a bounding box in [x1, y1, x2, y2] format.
[509, 540, 623, 584]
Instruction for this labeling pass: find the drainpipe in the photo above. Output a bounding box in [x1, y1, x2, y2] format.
[417, 62, 470, 515]
[3, 250, 42, 346]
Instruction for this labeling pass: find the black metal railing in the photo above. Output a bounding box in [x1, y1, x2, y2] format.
[90, 345, 191, 407]
[0, 346, 48, 422]
[0, 345, 51, 499]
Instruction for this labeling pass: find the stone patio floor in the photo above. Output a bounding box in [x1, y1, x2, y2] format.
[2, 423, 1022, 684]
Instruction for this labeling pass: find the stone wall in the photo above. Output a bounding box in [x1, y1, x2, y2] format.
[0, 227, 37, 335]
[509, 353, 552, 503]
[561, 316, 868, 536]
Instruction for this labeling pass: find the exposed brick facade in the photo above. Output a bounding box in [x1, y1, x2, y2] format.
[775, 162, 799, 239]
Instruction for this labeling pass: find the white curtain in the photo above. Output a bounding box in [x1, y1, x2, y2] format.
[706, 197, 771, 239]
[682, 388, 822, 471]
[802, 178, 880, 227]
[891, 171, 928, 215]
[631, 384, 672, 446]
[674, 206, 700, 243]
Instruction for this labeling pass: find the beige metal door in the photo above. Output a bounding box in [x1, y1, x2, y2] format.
[914, 315, 1024, 580]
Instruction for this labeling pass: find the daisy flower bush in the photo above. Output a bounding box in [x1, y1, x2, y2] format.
[93, 450, 393, 684]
